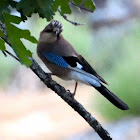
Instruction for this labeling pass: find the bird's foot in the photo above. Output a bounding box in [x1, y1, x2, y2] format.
[66, 89, 75, 98]
[50, 20, 63, 35]
[46, 73, 55, 78]
[71, 92, 75, 98]
[47, 72, 52, 77]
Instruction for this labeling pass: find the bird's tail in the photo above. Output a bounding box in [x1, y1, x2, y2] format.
[94, 84, 129, 110]
[70, 68, 129, 110]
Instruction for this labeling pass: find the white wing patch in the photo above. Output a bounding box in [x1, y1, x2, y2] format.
[76, 62, 83, 69]
[70, 71, 101, 87]
[68, 63, 101, 87]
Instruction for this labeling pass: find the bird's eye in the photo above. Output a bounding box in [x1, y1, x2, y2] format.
[45, 29, 52, 33]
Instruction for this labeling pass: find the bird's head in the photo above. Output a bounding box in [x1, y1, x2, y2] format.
[39, 20, 63, 43]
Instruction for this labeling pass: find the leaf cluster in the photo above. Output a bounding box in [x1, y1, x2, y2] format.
[0, 0, 95, 66]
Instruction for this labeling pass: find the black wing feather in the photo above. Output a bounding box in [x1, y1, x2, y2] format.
[63, 55, 129, 110]
[63, 55, 108, 84]
[63, 56, 77, 67]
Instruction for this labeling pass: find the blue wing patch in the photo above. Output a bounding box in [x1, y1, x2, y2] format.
[42, 52, 69, 68]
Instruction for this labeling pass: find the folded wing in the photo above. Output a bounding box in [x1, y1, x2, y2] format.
[63, 55, 108, 84]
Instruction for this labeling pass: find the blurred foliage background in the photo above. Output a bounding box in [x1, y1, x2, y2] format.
[1, 2, 140, 120]
[0, 0, 140, 139]
[93, 21, 140, 120]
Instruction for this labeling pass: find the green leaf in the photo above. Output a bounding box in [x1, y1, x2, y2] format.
[72, 0, 83, 5]
[20, 29, 38, 44]
[0, 29, 4, 38]
[53, 0, 71, 15]
[16, 0, 55, 21]
[16, 0, 36, 17]
[36, 0, 55, 21]
[0, 0, 10, 21]
[0, 38, 5, 51]
[85, 0, 95, 12]
[5, 12, 22, 24]
[3, 13, 38, 67]
[9, 1, 18, 8]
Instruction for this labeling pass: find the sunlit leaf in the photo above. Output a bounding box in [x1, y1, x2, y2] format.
[85, 0, 95, 12]
[72, 0, 83, 5]
[3, 13, 38, 67]
[0, 29, 4, 38]
[53, 0, 71, 15]
[0, 38, 5, 51]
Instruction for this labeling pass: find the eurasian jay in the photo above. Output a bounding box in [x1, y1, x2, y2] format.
[37, 20, 129, 110]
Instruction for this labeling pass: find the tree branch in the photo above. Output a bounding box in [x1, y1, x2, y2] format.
[1, 38, 112, 140]
[58, 9, 85, 26]
[2, 51, 7, 57]
[69, 0, 93, 13]
[30, 58, 112, 140]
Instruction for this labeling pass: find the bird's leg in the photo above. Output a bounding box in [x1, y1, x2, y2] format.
[72, 82, 78, 97]
[66, 82, 78, 98]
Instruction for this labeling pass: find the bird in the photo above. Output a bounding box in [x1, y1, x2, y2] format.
[37, 20, 129, 110]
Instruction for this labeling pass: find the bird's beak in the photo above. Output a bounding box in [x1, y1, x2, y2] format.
[53, 30, 59, 35]
[53, 27, 63, 36]
[50, 20, 63, 36]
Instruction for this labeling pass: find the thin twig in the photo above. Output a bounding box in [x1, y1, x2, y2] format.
[2, 51, 7, 57]
[69, 0, 93, 13]
[58, 9, 85, 26]
[0, 36, 19, 60]
[0, 36, 11, 46]
[4, 50, 19, 61]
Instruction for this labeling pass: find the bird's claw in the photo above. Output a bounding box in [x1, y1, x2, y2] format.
[47, 73, 53, 78]
[71, 93, 75, 98]
[50, 20, 63, 35]
[66, 89, 75, 98]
